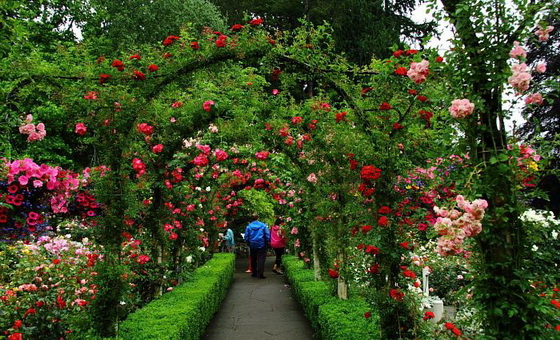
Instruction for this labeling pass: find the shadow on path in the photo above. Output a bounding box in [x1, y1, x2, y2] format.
[202, 255, 314, 340]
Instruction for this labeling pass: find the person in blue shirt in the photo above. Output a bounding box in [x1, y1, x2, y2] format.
[223, 227, 235, 253]
[244, 215, 270, 279]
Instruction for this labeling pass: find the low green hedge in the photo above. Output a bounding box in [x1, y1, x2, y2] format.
[116, 253, 235, 340]
[283, 255, 380, 340]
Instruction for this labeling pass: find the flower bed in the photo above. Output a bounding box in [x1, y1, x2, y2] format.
[283, 256, 380, 340]
[115, 253, 235, 340]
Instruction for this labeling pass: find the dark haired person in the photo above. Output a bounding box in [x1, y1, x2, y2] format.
[244, 215, 270, 279]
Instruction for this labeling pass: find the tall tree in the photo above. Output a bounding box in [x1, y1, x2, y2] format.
[210, 0, 434, 63]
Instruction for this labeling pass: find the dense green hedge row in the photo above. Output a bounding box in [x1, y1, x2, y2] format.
[116, 253, 235, 340]
[283, 256, 380, 340]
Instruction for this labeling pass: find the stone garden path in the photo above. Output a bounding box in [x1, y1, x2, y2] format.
[202, 255, 314, 340]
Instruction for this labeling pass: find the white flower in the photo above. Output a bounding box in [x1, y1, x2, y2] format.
[552, 230, 558, 239]
[205, 186, 211, 192]
[186, 255, 193, 263]
[120, 301, 126, 305]
[199, 246, 206, 252]
[532, 245, 539, 252]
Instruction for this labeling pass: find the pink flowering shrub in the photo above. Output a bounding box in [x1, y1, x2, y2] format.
[433, 195, 488, 256]
[524, 93, 543, 105]
[407, 60, 430, 84]
[18, 115, 46, 142]
[508, 63, 532, 93]
[448, 99, 475, 119]
[509, 41, 527, 59]
[0, 236, 103, 339]
[535, 25, 554, 41]
[0, 159, 100, 241]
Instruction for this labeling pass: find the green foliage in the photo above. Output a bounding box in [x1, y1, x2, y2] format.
[83, 0, 226, 55]
[115, 253, 235, 340]
[237, 189, 276, 225]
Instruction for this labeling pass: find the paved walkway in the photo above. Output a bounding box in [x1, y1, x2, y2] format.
[202, 255, 314, 340]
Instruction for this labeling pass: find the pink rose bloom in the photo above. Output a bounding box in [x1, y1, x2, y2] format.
[193, 154, 209, 167]
[271, 89, 279, 95]
[171, 101, 183, 108]
[202, 100, 215, 112]
[19, 123, 35, 134]
[535, 63, 546, 73]
[208, 124, 219, 133]
[525, 93, 543, 105]
[407, 60, 430, 84]
[255, 151, 269, 160]
[449, 99, 475, 119]
[75, 123, 87, 135]
[214, 149, 228, 161]
[508, 69, 532, 93]
[151, 144, 164, 153]
[307, 173, 318, 183]
[509, 41, 526, 59]
[196, 144, 211, 155]
[535, 25, 554, 41]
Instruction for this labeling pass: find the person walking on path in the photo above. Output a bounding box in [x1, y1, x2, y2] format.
[270, 218, 286, 275]
[244, 215, 270, 279]
[223, 227, 235, 253]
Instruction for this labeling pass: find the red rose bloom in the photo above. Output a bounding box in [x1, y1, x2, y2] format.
[52, 258, 61, 265]
[129, 54, 141, 60]
[133, 70, 146, 80]
[12, 320, 22, 329]
[389, 288, 404, 301]
[230, 24, 244, 31]
[378, 206, 391, 214]
[444, 322, 455, 330]
[99, 73, 111, 85]
[249, 18, 264, 26]
[365, 245, 380, 255]
[393, 50, 404, 58]
[361, 225, 372, 234]
[8, 333, 22, 340]
[417, 95, 428, 102]
[393, 122, 404, 130]
[379, 102, 392, 110]
[360, 165, 381, 180]
[163, 35, 180, 46]
[364, 312, 372, 318]
[291, 116, 303, 124]
[435, 56, 444, 63]
[215, 35, 227, 47]
[111, 59, 125, 71]
[335, 112, 347, 123]
[190, 41, 200, 50]
[328, 269, 339, 278]
[423, 311, 435, 320]
[147, 64, 159, 72]
[394, 67, 408, 75]
[402, 269, 416, 279]
[378, 216, 389, 227]
[406, 49, 418, 55]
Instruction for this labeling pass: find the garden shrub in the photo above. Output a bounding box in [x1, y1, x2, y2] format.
[283, 255, 380, 339]
[115, 253, 235, 340]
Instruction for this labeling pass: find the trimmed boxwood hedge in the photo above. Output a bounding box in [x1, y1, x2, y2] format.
[283, 255, 380, 340]
[116, 253, 235, 340]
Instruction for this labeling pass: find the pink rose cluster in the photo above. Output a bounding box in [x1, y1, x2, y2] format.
[517, 144, 541, 167]
[407, 60, 430, 84]
[19, 115, 46, 142]
[535, 25, 554, 41]
[509, 41, 527, 59]
[508, 63, 532, 94]
[433, 195, 488, 256]
[448, 99, 475, 119]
